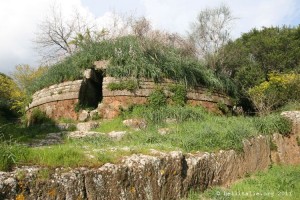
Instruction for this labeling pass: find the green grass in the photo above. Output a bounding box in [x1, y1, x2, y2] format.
[187, 165, 300, 200]
[0, 105, 292, 171]
[58, 117, 77, 123]
[0, 138, 29, 171]
[122, 105, 207, 125]
[93, 118, 130, 133]
[26, 145, 94, 168]
[0, 122, 60, 143]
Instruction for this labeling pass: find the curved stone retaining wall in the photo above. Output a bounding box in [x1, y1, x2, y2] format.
[26, 80, 83, 120]
[100, 77, 232, 118]
[26, 76, 232, 120]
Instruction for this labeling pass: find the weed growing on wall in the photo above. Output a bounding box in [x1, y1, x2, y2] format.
[169, 84, 187, 106]
[107, 79, 139, 92]
[217, 100, 230, 114]
[148, 87, 167, 108]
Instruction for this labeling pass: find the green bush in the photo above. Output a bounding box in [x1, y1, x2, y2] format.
[28, 109, 54, 126]
[217, 101, 230, 114]
[169, 84, 187, 106]
[148, 87, 167, 108]
[249, 73, 300, 115]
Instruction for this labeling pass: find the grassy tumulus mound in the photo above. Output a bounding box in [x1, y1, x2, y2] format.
[28, 36, 236, 96]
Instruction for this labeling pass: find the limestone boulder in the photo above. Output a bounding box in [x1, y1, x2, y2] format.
[76, 122, 99, 132]
[123, 118, 147, 130]
[107, 131, 127, 141]
[90, 109, 100, 120]
[67, 131, 102, 139]
[57, 123, 76, 131]
[94, 60, 109, 70]
[78, 110, 89, 122]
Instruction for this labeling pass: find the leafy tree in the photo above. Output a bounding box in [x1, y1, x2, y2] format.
[11, 65, 48, 94]
[218, 26, 300, 111]
[221, 26, 300, 88]
[34, 3, 95, 63]
[241, 26, 300, 79]
[0, 73, 25, 115]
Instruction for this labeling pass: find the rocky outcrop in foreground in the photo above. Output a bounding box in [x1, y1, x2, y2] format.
[1, 112, 300, 199]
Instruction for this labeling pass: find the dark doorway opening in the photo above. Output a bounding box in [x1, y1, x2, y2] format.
[79, 69, 103, 109]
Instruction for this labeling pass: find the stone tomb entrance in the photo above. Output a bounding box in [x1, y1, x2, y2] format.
[79, 69, 103, 109]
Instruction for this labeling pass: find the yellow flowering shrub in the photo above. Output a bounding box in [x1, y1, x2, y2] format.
[248, 73, 300, 115]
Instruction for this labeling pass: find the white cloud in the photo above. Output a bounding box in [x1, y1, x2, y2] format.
[141, 0, 299, 38]
[0, 0, 93, 74]
[229, 0, 298, 36]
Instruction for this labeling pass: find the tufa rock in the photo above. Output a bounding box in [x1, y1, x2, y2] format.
[78, 110, 90, 122]
[107, 131, 127, 141]
[76, 122, 99, 132]
[94, 60, 109, 70]
[83, 69, 93, 79]
[123, 118, 147, 130]
[67, 131, 103, 139]
[57, 123, 76, 131]
[0, 136, 276, 200]
[90, 109, 100, 120]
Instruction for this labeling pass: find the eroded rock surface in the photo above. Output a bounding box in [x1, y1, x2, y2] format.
[0, 135, 277, 200]
[123, 118, 147, 130]
[76, 122, 99, 132]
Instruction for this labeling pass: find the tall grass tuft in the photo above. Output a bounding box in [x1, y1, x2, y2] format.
[123, 105, 207, 125]
[0, 134, 29, 171]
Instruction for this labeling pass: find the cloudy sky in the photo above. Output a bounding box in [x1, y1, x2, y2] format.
[0, 0, 299, 75]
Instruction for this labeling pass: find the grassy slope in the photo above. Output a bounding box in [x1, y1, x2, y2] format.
[185, 165, 300, 200]
[0, 105, 292, 171]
